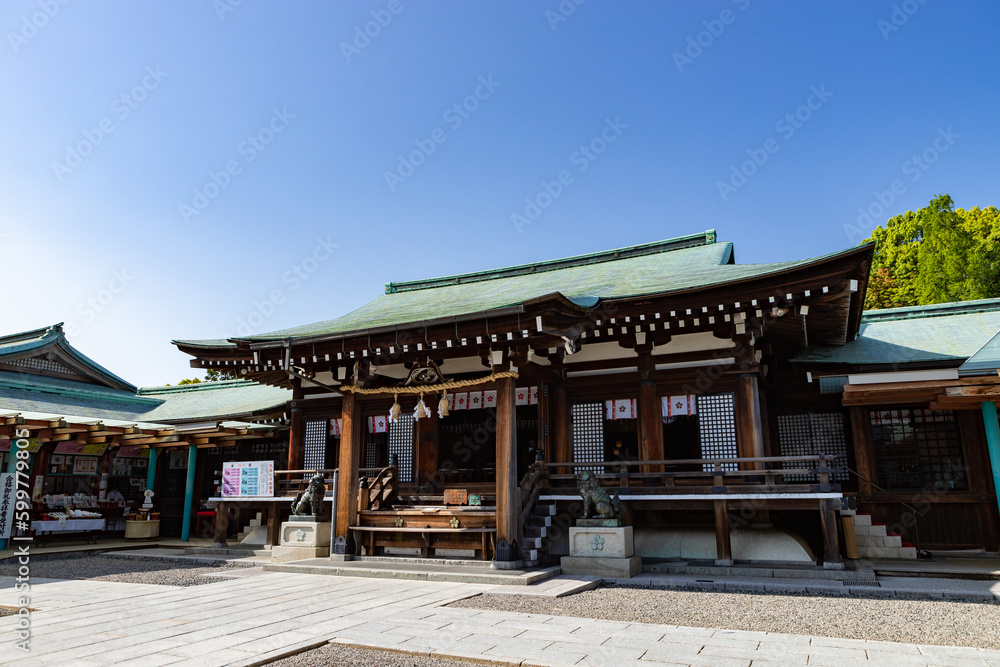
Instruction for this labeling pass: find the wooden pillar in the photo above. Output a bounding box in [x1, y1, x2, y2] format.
[848, 406, 877, 497]
[821, 499, 844, 569]
[552, 387, 571, 473]
[713, 499, 733, 566]
[287, 379, 305, 471]
[494, 375, 520, 565]
[212, 501, 228, 548]
[639, 380, 664, 472]
[266, 502, 281, 547]
[334, 392, 362, 554]
[736, 374, 765, 469]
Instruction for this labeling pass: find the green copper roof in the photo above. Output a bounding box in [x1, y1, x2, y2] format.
[137, 380, 291, 422]
[191, 233, 864, 345]
[794, 297, 1000, 366]
[0, 372, 290, 424]
[959, 328, 1000, 375]
[0, 323, 136, 392]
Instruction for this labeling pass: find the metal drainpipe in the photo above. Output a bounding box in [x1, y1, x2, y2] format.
[180, 445, 197, 542]
[982, 401, 1000, 519]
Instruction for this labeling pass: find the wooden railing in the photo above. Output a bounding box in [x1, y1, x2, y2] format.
[359, 465, 397, 512]
[538, 455, 841, 495]
[274, 468, 338, 498]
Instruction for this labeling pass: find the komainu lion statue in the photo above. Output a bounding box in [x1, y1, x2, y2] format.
[291, 473, 326, 517]
[576, 470, 622, 520]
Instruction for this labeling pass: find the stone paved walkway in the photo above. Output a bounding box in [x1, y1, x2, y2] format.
[2, 572, 999, 667]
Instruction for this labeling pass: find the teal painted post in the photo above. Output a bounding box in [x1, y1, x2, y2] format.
[180, 445, 197, 542]
[145, 449, 158, 494]
[0, 449, 19, 551]
[983, 401, 1000, 519]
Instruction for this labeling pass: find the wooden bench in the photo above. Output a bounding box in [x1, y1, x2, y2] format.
[350, 525, 496, 559]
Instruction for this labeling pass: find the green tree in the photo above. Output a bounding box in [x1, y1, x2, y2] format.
[205, 368, 237, 382]
[863, 195, 1000, 309]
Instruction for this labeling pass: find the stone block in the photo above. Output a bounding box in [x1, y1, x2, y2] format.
[279, 520, 331, 549]
[560, 555, 642, 578]
[868, 524, 887, 537]
[853, 514, 872, 526]
[883, 535, 902, 548]
[569, 526, 634, 558]
[855, 535, 879, 547]
[270, 545, 329, 562]
[899, 546, 918, 559]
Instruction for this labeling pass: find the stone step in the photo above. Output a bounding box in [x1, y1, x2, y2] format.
[853, 513, 873, 527]
[263, 561, 562, 586]
[485, 574, 602, 598]
[533, 503, 557, 516]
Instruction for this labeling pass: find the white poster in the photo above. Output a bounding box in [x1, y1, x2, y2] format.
[0, 473, 15, 540]
[221, 461, 275, 497]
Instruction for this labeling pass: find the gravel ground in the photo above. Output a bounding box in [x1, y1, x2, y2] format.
[450, 586, 1000, 649]
[268, 643, 475, 667]
[0, 553, 262, 587]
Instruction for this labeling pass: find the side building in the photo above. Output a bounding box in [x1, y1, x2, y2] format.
[0, 324, 289, 546]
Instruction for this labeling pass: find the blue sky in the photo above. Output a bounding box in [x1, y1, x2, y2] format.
[2, 1, 998, 386]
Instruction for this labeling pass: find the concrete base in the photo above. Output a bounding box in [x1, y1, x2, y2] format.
[272, 520, 331, 562]
[561, 555, 642, 578]
[270, 545, 329, 562]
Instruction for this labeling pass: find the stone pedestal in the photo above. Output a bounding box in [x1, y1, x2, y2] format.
[270, 518, 331, 562]
[560, 525, 642, 578]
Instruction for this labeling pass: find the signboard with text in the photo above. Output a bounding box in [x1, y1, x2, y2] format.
[221, 461, 274, 497]
[0, 473, 15, 540]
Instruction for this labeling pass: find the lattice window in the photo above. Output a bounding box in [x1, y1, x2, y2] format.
[10, 356, 80, 376]
[777, 413, 849, 482]
[388, 414, 414, 483]
[870, 408, 967, 492]
[696, 393, 738, 471]
[571, 402, 605, 473]
[303, 420, 328, 472]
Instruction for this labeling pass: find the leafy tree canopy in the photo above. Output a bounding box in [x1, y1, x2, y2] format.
[863, 195, 1000, 309]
